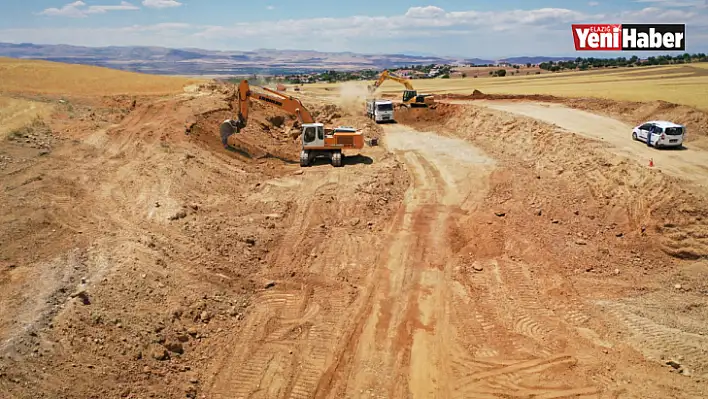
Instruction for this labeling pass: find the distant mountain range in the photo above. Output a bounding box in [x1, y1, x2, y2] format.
[0, 42, 575, 76]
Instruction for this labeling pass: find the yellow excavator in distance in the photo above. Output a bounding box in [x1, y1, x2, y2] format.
[367, 70, 435, 108]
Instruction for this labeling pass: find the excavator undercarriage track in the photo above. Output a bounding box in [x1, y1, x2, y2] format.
[299, 149, 343, 167]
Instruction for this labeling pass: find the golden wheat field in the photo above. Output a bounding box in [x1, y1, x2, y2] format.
[0, 57, 204, 96]
[310, 63, 708, 110]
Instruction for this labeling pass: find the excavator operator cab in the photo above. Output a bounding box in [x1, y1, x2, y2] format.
[301, 123, 325, 148]
[403, 89, 418, 102]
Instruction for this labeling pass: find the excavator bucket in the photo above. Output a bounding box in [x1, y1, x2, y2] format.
[219, 119, 237, 147]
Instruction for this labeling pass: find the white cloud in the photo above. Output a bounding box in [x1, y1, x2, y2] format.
[19, 5, 708, 57]
[626, 6, 699, 21]
[267, 5, 274, 10]
[588, 1, 599, 6]
[128, 22, 192, 31]
[90, 1, 140, 13]
[39, 1, 139, 18]
[633, 0, 708, 7]
[142, 0, 182, 8]
[194, 7, 592, 41]
[0, 24, 202, 49]
[405, 6, 446, 18]
[38, 1, 88, 17]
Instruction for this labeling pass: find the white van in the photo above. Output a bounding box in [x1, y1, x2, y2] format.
[632, 120, 686, 148]
[366, 99, 394, 123]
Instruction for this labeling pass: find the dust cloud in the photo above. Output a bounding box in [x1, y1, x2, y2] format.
[337, 81, 369, 113]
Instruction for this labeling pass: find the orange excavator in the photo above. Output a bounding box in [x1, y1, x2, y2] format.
[220, 79, 364, 167]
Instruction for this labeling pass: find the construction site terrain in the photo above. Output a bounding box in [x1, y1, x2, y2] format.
[1, 61, 708, 399]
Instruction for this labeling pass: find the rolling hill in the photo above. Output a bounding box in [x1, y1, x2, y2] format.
[0, 42, 575, 76]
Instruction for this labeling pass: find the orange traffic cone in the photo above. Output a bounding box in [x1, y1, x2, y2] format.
[649, 158, 654, 167]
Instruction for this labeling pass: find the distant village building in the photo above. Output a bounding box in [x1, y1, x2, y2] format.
[396, 69, 415, 77]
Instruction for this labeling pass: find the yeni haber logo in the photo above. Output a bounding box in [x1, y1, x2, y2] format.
[572, 24, 686, 51]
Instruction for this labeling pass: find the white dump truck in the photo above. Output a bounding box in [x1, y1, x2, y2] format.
[366, 99, 394, 123]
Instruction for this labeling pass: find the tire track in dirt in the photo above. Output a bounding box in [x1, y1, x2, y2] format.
[596, 298, 708, 374]
[338, 125, 601, 398]
[338, 148, 449, 398]
[203, 172, 359, 399]
[396, 126, 607, 398]
[450, 256, 602, 398]
[392, 104, 708, 397]
[204, 123, 610, 398]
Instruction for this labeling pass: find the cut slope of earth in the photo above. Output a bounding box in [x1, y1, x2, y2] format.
[472, 100, 708, 188]
[437, 92, 708, 149]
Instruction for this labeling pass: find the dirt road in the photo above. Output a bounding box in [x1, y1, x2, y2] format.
[202, 124, 656, 398]
[462, 100, 708, 189]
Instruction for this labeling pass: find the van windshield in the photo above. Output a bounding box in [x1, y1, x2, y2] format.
[664, 127, 684, 135]
[377, 104, 393, 111]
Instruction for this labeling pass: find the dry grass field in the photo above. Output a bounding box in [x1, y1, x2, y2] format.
[0, 97, 55, 138]
[453, 65, 547, 77]
[309, 63, 708, 110]
[0, 57, 204, 96]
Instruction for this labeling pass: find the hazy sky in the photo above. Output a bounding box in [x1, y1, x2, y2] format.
[0, 0, 706, 58]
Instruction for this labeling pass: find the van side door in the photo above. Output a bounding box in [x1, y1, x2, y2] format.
[638, 123, 653, 141]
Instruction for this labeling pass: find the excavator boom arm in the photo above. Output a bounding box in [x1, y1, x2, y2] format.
[236, 79, 315, 126]
[369, 70, 414, 93]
